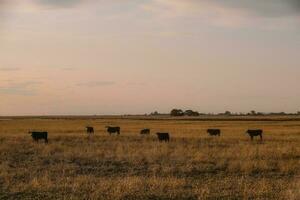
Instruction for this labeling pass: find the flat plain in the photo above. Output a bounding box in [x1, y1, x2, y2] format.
[0, 116, 299, 199]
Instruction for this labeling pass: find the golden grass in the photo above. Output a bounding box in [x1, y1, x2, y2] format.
[0, 117, 299, 199]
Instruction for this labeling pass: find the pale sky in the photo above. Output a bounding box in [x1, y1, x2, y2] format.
[0, 0, 300, 115]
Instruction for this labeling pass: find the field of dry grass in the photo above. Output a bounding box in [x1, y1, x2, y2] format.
[0, 117, 299, 199]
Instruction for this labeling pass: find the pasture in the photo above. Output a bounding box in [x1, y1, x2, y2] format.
[0, 117, 299, 199]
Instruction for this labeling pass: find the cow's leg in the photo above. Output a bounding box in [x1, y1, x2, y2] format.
[260, 134, 263, 140]
[45, 138, 48, 143]
[251, 136, 253, 141]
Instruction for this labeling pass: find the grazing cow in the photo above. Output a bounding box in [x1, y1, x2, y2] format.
[106, 126, 120, 135]
[207, 129, 221, 136]
[140, 129, 150, 135]
[29, 131, 48, 143]
[246, 129, 263, 140]
[86, 126, 94, 134]
[156, 132, 170, 142]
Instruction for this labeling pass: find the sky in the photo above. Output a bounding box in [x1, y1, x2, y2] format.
[0, 0, 300, 115]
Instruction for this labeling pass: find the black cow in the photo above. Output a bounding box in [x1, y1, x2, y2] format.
[140, 129, 150, 135]
[246, 129, 263, 140]
[29, 131, 48, 143]
[106, 126, 120, 135]
[207, 129, 221, 136]
[156, 132, 170, 142]
[86, 126, 94, 134]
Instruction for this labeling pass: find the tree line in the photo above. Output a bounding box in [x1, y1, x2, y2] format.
[149, 109, 300, 117]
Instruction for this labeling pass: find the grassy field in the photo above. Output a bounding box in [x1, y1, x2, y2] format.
[0, 117, 299, 199]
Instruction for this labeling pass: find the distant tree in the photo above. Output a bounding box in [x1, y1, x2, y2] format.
[150, 111, 159, 115]
[192, 111, 200, 116]
[184, 110, 200, 116]
[250, 110, 257, 115]
[224, 111, 232, 116]
[170, 109, 184, 116]
[270, 112, 287, 115]
[297, 111, 300, 115]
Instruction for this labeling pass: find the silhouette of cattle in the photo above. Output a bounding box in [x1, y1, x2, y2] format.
[86, 126, 94, 134]
[246, 129, 263, 140]
[106, 126, 120, 135]
[207, 129, 221, 136]
[29, 131, 48, 143]
[156, 132, 170, 142]
[140, 129, 150, 135]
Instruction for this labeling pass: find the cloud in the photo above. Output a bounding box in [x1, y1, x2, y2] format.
[2, 0, 300, 16]
[0, 67, 20, 71]
[61, 67, 77, 71]
[77, 81, 115, 87]
[0, 0, 9, 8]
[0, 0, 9, 26]
[144, 0, 300, 18]
[0, 81, 42, 96]
[34, 0, 87, 8]
[212, 0, 300, 18]
[126, 82, 147, 87]
[141, 0, 300, 29]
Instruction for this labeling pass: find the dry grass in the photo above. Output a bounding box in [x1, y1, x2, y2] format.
[0, 117, 299, 199]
